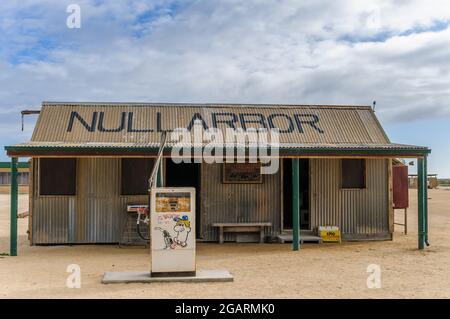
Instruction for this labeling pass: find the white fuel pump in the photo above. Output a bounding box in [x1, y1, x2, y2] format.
[150, 187, 196, 276]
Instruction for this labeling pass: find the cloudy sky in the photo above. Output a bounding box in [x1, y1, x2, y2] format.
[0, 0, 449, 176]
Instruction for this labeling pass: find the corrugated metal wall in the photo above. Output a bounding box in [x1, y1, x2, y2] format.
[310, 158, 390, 239]
[201, 163, 281, 242]
[31, 158, 389, 244]
[31, 158, 148, 244]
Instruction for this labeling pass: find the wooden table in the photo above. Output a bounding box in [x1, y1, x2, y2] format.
[212, 222, 272, 244]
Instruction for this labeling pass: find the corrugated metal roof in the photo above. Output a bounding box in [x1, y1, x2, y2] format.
[30, 102, 389, 144]
[5, 102, 430, 156]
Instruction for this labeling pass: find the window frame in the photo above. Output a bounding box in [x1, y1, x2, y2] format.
[120, 158, 154, 196]
[340, 158, 367, 190]
[38, 158, 77, 197]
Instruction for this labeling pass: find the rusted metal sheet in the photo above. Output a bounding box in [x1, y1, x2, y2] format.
[393, 165, 409, 209]
[201, 163, 281, 242]
[310, 158, 390, 239]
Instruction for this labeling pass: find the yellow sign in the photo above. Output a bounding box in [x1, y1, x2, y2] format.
[318, 226, 341, 243]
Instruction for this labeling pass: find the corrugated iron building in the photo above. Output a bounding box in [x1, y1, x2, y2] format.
[5, 102, 431, 245]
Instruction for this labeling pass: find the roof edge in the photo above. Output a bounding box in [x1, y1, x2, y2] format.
[5, 144, 432, 158]
[41, 101, 373, 109]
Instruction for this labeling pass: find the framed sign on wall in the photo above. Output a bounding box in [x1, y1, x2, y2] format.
[222, 163, 262, 184]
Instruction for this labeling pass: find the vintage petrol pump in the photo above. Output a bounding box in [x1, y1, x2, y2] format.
[144, 132, 197, 277]
[150, 187, 196, 277]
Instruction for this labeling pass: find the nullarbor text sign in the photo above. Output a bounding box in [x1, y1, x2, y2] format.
[150, 188, 196, 276]
[66, 111, 324, 134]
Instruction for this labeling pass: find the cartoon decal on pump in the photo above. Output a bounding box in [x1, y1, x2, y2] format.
[154, 227, 176, 249]
[173, 215, 191, 247]
[154, 215, 191, 249]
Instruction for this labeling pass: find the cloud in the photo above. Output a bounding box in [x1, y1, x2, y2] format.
[1, 0, 450, 140]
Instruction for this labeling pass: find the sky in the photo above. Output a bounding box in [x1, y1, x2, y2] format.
[0, 0, 449, 176]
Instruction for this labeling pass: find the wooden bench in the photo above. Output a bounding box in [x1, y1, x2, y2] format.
[212, 222, 272, 244]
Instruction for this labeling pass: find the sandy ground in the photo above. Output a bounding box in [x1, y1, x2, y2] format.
[1, 189, 449, 299]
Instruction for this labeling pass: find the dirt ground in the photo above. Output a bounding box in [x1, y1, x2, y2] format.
[1, 189, 449, 299]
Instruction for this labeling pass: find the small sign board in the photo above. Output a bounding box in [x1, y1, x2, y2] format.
[318, 226, 341, 243]
[155, 192, 191, 213]
[223, 163, 262, 184]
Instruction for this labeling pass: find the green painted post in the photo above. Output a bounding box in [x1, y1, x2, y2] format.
[10, 157, 18, 256]
[417, 158, 425, 250]
[424, 155, 429, 245]
[292, 158, 300, 251]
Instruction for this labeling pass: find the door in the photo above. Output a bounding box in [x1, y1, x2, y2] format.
[165, 159, 202, 238]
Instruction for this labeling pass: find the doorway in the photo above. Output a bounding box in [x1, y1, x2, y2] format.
[282, 159, 310, 230]
[165, 159, 202, 238]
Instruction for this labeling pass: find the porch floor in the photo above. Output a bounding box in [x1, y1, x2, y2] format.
[277, 230, 323, 244]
